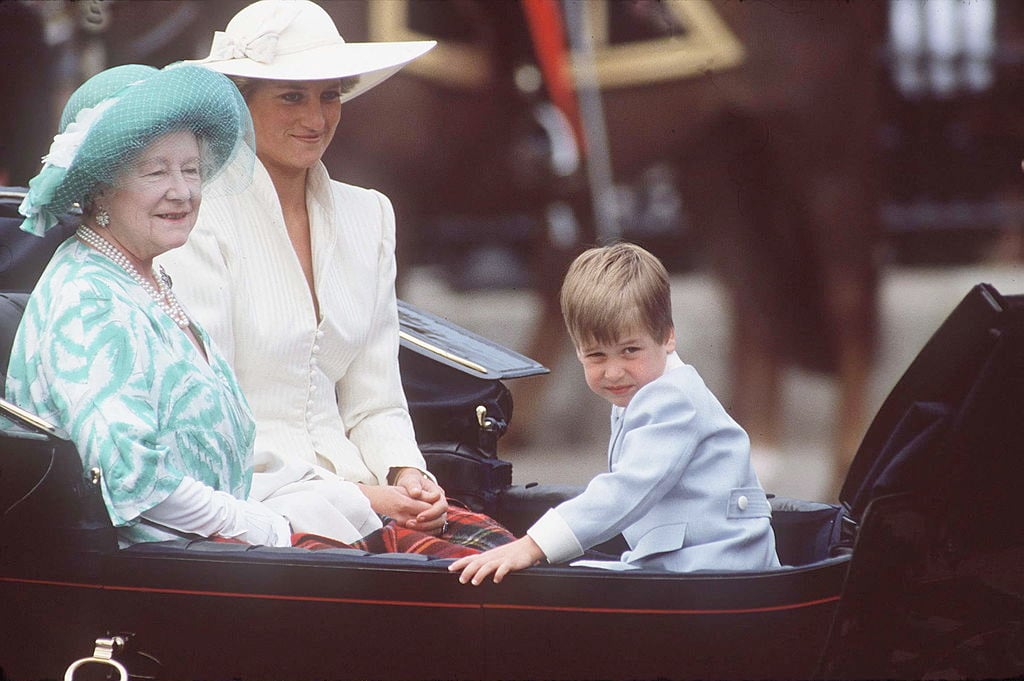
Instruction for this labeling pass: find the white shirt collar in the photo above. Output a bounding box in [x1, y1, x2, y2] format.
[611, 351, 683, 422]
[664, 351, 684, 372]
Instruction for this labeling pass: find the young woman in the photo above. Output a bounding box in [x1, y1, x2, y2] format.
[160, 0, 512, 549]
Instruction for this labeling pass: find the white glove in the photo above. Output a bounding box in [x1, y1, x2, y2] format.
[143, 476, 292, 547]
[230, 498, 293, 547]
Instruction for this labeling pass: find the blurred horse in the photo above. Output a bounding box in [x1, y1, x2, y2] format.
[334, 0, 885, 496]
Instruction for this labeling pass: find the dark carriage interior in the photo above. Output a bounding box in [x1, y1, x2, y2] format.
[4, 189, 1018, 577]
[0, 285, 845, 572]
[0, 188, 850, 572]
[817, 284, 1024, 680]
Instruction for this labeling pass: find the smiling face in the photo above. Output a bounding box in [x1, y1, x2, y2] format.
[99, 130, 202, 262]
[244, 79, 343, 179]
[577, 327, 677, 408]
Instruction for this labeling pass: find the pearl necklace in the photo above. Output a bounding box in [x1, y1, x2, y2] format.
[77, 225, 191, 329]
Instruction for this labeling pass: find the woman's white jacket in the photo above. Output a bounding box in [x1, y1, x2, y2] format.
[159, 161, 426, 542]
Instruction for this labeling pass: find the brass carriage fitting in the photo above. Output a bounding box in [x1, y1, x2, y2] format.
[92, 635, 126, 660]
[63, 635, 131, 681]
[476, 405, 498, 431]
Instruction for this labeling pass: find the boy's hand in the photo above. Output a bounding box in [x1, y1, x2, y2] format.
[449, 536, 545, 584]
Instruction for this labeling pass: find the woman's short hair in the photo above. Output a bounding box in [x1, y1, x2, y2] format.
[560, 242, 674, 348]
[228, 75, 361, 101]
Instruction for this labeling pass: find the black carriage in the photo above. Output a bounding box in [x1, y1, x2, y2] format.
[1, 188, 1022, 680]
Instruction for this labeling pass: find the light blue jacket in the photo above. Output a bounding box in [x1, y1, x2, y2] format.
[529, 354, 780, 572]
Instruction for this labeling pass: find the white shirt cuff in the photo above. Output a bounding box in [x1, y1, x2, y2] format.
[527, 508, 584, 564]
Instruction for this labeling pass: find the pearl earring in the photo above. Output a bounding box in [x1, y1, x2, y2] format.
[95, 209, 110, 227]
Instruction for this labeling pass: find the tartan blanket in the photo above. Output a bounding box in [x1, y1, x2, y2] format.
[293, 506, 515, 558]
[433, 504, 516, 551]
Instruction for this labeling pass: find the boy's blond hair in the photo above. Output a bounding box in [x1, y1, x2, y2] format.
[560, 242, 673, 348]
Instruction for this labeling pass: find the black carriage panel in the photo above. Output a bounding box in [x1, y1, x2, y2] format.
[0, 291, 27, 394]
[821, 285, 1024, 680]
[0, 188, 79, 292]
[396, 297, 545, 508]
[841, 284, 1011, 520]
[0, 401, 115, 560]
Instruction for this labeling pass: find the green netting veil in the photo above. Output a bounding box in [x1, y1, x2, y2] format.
[20, 62, 255, 235]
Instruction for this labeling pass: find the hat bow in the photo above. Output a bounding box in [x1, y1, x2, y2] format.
[42, 98, 117, 169]
[207, 2, 305, 65]
[209, 30, 280, 65]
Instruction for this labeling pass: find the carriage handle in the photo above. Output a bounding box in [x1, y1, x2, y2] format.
[64, 636, 129, 681]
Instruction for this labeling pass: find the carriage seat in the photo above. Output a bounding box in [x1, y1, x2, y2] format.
[0, 291, 28, 394]
[0, 186, 77, 392]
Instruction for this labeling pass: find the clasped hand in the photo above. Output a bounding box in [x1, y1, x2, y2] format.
[362, 468, 448, 534]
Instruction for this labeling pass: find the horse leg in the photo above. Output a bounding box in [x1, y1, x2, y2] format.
[806, 176, 880, 500]
[508, 285, 572, 445]
[505, 205, 585, 447]
[728, 291, 787, 492]
[729, 307, 784, 450]
[824, 262, 876, 499]
[679, 116, 787, 487]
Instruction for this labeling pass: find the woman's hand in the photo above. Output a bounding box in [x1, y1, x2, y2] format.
[360, 469, 449, 535]
[392, 467, 448, 534]
[448, 536, 545, 585]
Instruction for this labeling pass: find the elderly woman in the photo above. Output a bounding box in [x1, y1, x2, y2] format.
[7, 64, 292, 548]
[160, 0, 512, 548]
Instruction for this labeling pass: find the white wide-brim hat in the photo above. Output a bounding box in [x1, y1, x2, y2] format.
[194, 0, 435, 102]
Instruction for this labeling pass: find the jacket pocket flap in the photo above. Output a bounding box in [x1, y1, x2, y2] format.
[626, 522, 686, 561]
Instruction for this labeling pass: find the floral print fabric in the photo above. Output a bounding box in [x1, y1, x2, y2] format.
[6, 239, 255, 545]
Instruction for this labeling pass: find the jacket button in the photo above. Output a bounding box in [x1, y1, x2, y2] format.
[737, 495, 749, 511]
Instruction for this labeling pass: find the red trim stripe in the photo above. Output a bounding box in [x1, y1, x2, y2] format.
[1, 576, 839, 615]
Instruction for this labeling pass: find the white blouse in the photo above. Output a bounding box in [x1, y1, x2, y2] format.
[159, 160, 426, 542]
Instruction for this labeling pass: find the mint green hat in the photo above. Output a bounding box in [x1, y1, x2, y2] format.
[20, 63, 254, 235]
[57, 64, 158, 133]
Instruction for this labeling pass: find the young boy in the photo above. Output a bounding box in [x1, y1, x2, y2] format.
[450, 243, 780, 584]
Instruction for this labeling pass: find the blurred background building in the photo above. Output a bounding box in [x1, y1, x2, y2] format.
[2, 0, 1022, 501]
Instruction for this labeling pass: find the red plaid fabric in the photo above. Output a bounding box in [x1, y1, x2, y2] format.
[292, 506, 515, 558]
[215, 504, 516, 558]
[292, 524, 472, 558]
[436, 505, 515, 551]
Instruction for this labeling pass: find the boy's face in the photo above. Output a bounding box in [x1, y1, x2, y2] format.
[576, 328, 677, 408]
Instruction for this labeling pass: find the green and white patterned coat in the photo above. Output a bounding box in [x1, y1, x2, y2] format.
[6, 239, 255, 546]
